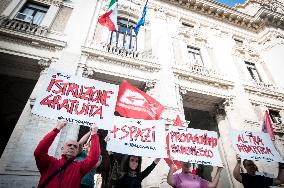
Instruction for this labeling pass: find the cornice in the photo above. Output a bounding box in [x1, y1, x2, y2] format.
[254, 8, 284, 30]
[0, 29, 66, 49]
[83, 65, 155, 85]
[237, 0, 284, 13]
[0, 33, 65, 51]
[250, 98, 284, 109]
[158, 0, 265, 32]
[81, 45, 160, 73]
[34, 0, 63, 6]
[173, 64, 235, 89]
[244, 81, 284, 102]
[177, 83, 233, 100]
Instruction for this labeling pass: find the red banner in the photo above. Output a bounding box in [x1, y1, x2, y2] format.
[262, 110, 275, 141]
[164, 115, 183, 172]
[115, 80, 164, 120]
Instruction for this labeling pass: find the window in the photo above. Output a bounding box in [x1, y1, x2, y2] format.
[245, 61, 262, 82]
[187, 46, 203, 65]
[15, 2, 48, 25]
[269, 110, 282, 124]
[110, 18, 137, 50]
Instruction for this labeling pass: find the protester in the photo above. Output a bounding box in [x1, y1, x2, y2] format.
[114, 155, 160, 188]
[76, 129, 103, 188]
[167, 159, 223, 188]
[34, 121, 101, 188]
[233, 154, 284, 188]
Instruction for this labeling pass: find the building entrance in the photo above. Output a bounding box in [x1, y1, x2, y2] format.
[0, 53, 40, 157]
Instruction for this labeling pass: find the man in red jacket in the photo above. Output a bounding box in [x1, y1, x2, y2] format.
[34, 121, 101, 188]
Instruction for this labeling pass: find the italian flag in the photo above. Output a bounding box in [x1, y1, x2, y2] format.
[98, 0, 118, 31]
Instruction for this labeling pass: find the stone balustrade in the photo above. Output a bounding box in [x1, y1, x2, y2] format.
[101, 42, 140, 58]
[91, 41, 156, 61]
[247, 79, 279, 92]
[273, 123, 284, 134]
[189, 63, 226, 79]
[0, 16, 48, 36]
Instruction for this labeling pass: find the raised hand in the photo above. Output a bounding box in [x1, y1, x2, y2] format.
[236, 154, 241, 163]
[154, 158, 161, 164]
[56, 121, 68, 130]
[90, 124, 98, 135]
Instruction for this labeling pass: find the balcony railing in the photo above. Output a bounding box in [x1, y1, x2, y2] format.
[245, 79, 281, 92]
[0, 16, 48, 36]
[273, 123, 284, 134]
[188, 64, 226, 79]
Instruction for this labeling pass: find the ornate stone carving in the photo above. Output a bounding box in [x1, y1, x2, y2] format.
[232, 40, 260, 62]
[253, 0, 284, 13]
[177, 25, 207, 46]
[215, 103, 226, 118]
[223, 96, 235, 111]
[259, 30, 284, 51]
[144, 80, 157, 91]
[38, 59, 51, 71]
[179, 86, 188, 95]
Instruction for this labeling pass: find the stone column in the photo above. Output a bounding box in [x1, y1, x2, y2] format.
[215, 104, 239, 188]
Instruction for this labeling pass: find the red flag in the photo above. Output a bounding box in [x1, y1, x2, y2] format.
[115, 80, 164, 120]
[262, 110, 275, 141]
[173, 115, 182, 126]
[164, 115, 183, 172]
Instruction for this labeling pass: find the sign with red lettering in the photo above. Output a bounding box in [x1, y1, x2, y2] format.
[168, 126, 223, 166]
[230, 129, 283, 162]
[32, 69, 119, 129]
[107, 116, 167, 158]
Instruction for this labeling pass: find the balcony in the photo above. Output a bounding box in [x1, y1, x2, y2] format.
[0, 15, 66, 50]
[82, 40, 160, 73]
[0, 16, 48, 36]
[244, 80, 284, 96]
[173, 63, 234, 88]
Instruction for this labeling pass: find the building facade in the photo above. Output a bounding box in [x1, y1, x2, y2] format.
[0, 0, 284, 187]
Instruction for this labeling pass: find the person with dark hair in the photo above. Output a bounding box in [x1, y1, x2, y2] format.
[233, 154, 284, 188]
[76, 129, 103, 188]
[114, 155, 160, 188]
[167, 160, 223, 188]
[34, 121, 101, 188]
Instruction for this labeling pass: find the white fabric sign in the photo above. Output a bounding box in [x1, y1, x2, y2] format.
[230, 129, 283, 162]
[107, 116, 167, 158]
[32, 68, 119, 130]
[168, 126, 223, 167]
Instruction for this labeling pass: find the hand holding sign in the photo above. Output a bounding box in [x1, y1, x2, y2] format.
[230, 129, 283, 162]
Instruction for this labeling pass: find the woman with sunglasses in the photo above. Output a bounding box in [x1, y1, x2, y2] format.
[115, 155, 160, 188]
